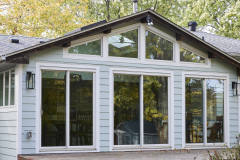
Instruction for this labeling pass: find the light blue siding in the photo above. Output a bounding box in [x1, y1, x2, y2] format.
[0, 111, 17, 160]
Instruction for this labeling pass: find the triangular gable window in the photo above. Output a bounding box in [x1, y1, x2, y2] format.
[68, 39, 101, 55]
[180, 47, 205, 63]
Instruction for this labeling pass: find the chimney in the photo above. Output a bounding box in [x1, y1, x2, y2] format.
[188, 21, 198, 31]
[132, 0, 138, 13]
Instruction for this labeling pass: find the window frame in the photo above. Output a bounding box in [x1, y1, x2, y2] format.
[64, 35, 103, 58]
[179, 42, 209, 65]
[182, 71, 229, 148]
[63, 23, 211, 68]
[36, 62, 100, 153]
[109, 67, 174, 151]
[145, 26, 176, 62]
[0, 69, 15, 108]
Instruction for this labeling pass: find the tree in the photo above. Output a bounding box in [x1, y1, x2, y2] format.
[0, 0, 94, 38]
[177, 0, 240, 39]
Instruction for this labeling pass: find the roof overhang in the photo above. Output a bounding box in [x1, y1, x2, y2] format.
[4, 10, 240, 70]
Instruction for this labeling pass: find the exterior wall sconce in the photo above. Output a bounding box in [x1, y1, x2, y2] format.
[146, 16, 153, 26]
[26, 72, 35, 89]
[232, 82, 240, 96]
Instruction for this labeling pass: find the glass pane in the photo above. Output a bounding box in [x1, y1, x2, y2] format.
[41, 71, 66, 147]
[109, 29, 138, 58]
[68, 40, 101, 55]
[207, 79, 224, 143]
[114, 75, 140, 145]
[180, 47, 205, 63]
[185, 78, 203, 143]
[5, 72, 9, 106]
[10, 70, 15, 105]
[0, 73, 3, 106]
[70, 72, 93, 146]
[146, 30, 173, 60]
[143, 76, 168, 144]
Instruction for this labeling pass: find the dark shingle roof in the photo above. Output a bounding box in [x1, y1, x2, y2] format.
[0, 34, 50, 55]
[186, 28, 240, 55]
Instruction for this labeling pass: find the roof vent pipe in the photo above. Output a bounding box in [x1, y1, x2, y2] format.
[188, 21, 198, 31]
[132, 0, 138, 13]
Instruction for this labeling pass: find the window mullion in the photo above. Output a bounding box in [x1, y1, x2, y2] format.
[3, 72, 5, 106]
[66, 71, 70, 148]
[203, 79, 207, 144]
[8, 71, 11, 106]
[140, 75, 144, 146]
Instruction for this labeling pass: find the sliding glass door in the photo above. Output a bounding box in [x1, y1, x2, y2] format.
[185, 78, 224, 144]
[41, 70, 94, 147]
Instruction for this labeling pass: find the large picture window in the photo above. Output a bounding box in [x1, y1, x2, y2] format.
[41, 70, 94, 148]
[0, 69, 15, 107]
[185, 78, 224, 144]
[114, 74, 169, 146]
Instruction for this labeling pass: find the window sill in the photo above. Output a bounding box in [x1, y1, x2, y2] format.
[0, 105, 16, 112]
[112, 145, 172, 151]
[39, 147, 97, 153]
[185, 143, 226, 149]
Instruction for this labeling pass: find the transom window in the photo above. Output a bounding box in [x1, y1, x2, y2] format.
[0, 70, 15, 107]
[108, 29, 138, 58]
[145, 30, 173, 61]
[180, 47, 205, 63]
[68, 39, 101, 55]
[41, 70, 94, 148]
[185, 78, 224, 144]
[114, 74, 169, 145]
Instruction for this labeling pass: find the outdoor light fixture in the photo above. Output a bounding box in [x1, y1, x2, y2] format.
[146, 16, 153, 26]
[26, 72, 35, 89]
[232, 82, 240, 96]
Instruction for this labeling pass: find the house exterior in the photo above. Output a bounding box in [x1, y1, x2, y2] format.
[1, 9, 240, 160]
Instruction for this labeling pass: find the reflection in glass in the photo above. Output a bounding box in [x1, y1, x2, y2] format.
[114, 75, 140, 145]
[109, 30, 138, 58]
[68, 40, 101, 55]
[10, 70, 15, 105]
[41, 71, 66, 147]
[70, 72, 93, 146]
[207, 79, 224, 143]
[5, 71, 9, 106]
[180, 47, 205, 63]
[0, 74, 3, 106]
[146, 30, 173, 60]
[144, 76, 168, 144]
[185, 78, 203, 143]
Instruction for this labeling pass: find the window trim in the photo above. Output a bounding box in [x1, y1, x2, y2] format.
[179, 42, 209, 65]
[64, 35, 103, 58]
[182, 71, 229, 148]
[36, 62, 100, 153]
[63, 23, 211, 68]
[109, 67, 174, 151]
[0, 69, 15, 109]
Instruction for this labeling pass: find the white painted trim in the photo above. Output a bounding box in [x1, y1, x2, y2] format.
[238, 76, 240, 134]
[16, 64, 23, 154]
[0, 68, 17, 112]
[178, 41, 211, 67]
[182, 71, 229, 148]
[36, 62, 100, 153]
[62, 24, 211, 69]
[109, 67, 174, 150]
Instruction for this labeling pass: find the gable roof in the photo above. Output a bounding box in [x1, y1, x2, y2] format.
[187, 29, 240, 60]
[1, 9, 240, 69]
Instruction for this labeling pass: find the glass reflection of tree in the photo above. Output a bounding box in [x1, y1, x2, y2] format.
[146, 30, 173, 60]
[109, 30, 138, 58]
[144, 76, 168, 144]
[180, 47, 205, 63]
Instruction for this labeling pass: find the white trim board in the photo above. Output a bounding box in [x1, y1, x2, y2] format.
[35, 62, 100, 153]
[109, 67, 174, 151]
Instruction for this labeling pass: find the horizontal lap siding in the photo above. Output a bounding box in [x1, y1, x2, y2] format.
[20, 47, 239, 154]
[0, 111, 17, 160]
